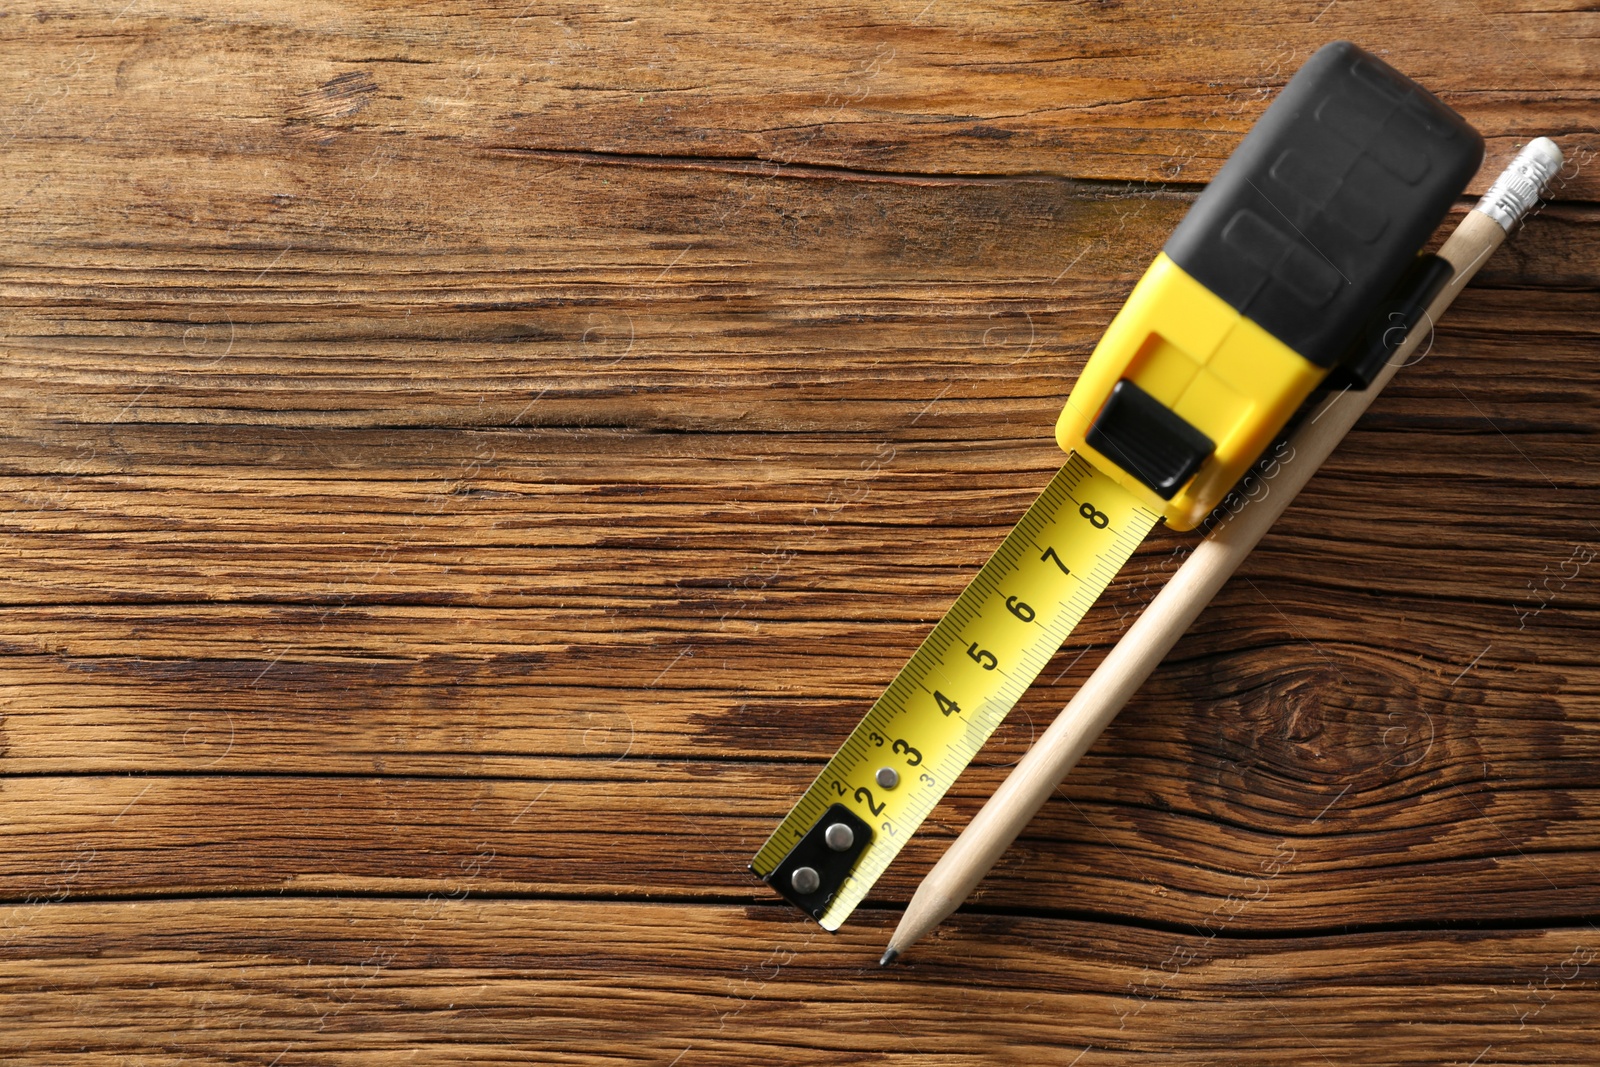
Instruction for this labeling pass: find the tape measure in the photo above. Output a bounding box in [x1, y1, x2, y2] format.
[750, 41, 1485, 928]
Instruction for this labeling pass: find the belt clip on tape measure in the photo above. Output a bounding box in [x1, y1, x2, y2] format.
[750, 41, 1484, 929]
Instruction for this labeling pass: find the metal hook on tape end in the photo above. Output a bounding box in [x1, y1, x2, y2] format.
[758, 804, 874, 921]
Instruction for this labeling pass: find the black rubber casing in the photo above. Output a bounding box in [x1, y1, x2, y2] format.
[1163, 41, 1484, 369]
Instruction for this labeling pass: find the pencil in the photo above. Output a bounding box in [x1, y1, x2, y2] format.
[881, 137, 1565, 965]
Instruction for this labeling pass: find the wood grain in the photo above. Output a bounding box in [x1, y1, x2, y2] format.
[3, 2, 1598, 1063]
[5, 900, 1600, 1065]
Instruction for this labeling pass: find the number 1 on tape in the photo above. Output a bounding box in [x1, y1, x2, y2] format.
[749, 454, 1157, 930]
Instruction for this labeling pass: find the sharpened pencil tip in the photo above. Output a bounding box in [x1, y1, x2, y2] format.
[879, 948, 899, 966]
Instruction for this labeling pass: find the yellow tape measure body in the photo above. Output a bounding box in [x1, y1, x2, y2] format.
[750, 454, 1157, 929]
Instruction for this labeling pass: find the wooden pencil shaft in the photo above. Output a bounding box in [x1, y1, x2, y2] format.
[888, 208, 1510, 949]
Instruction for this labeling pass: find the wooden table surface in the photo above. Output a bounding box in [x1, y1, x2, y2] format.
[4, 3, 1598, 1064]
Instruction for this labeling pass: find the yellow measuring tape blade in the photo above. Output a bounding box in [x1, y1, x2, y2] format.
[751, 452, 1159, 929]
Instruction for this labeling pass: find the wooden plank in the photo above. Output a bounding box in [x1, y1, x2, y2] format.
[3, 902, 1600, 1067]
[0, 756, 1596, 930]
[2, 176, 1592, 434]
[2, 0, 1595, 198]
[2, 899, 1598, 1065]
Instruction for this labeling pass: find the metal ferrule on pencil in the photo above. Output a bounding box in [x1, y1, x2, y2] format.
[1476, 137, 1565, 231]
